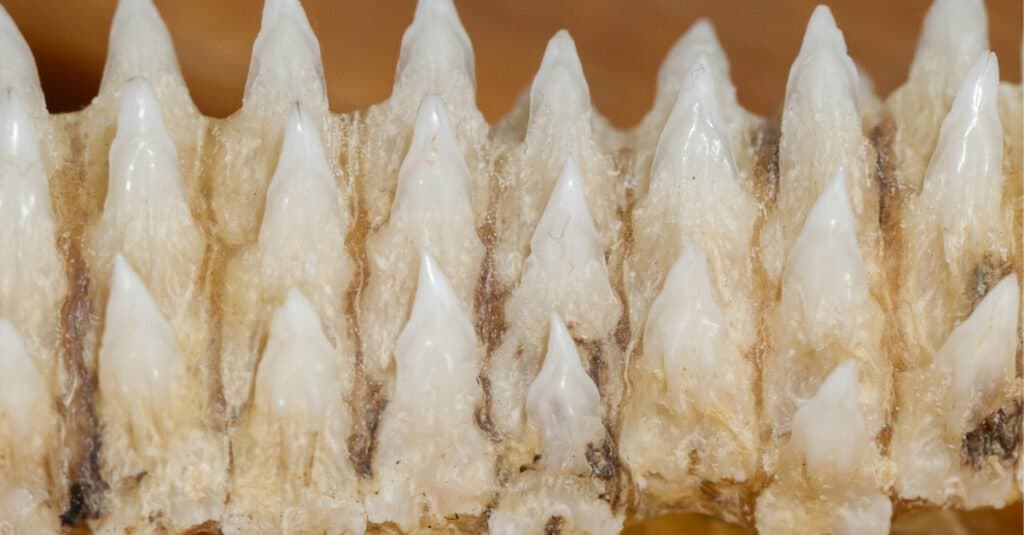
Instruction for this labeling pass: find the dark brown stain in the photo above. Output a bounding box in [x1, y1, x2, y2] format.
[544, 514, 565, 535]
[348, 381, 385, 478]
[181, 520, 223, 535]
[969, 255, 1014, 312]
[475, 373, 500, 441]
[752, 117, 781, 206]
[871, 114, 900, 250]
[962, 402, 1022, 470]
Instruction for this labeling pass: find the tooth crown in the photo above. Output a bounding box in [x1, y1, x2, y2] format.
[244, 0, 326, 111]
[101, 0, 185, 96]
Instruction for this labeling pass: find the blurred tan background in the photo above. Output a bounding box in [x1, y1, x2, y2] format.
[2, 0, 1021, 126]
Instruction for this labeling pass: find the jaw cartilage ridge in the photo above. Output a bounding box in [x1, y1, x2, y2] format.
[0, 0, 1020, 533]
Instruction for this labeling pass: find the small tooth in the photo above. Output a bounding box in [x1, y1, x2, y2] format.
[258, 104, 344, 282]
[920, 52, 1003, 264]
[98, 255, 186, 421]
[254, 289, 342, 431]
[0, 319, 53, 455]
[0, 5, 44, 109]
[935, 274, 1019, 434]
[367, 251, 493, 529]
[244, 0, 326, 109]
[915, 0, 988, 77]
[395, 0, 475, 96]
[656, 19, 731, 104]
[790, 360, 868, 478]
[528, 30, 590, 125]
[100, 0, 184, 95]
[526, 312, 603, 473]
[781, 167, 867, 348]
[530, 155, 605, 278]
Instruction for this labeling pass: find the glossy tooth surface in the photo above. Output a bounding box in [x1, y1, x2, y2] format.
[394, 0, 474, 101]
[244, 0, 326, 110]
[528, 30, 590, 127]
[526, 312, 603, 473]
[0, 5, 44, 110]
[791, 361, 868, 478]
[0, 319, 53, 457]
[100, 0, 184, 95]
[367, 252, 493, 530]
[95, 77, 202, 309]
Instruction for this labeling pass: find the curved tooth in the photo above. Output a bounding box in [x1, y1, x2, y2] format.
[258, 104, 344, 281]
[100, 0, 184, 95]
[530, 155, 605, 279]
[0, 5, 44, 110]
[526, 312, 603, 473]
[790, 360, 868, 478]
[244, 0, 326, 110]
[98, 255, 186, 422]
[920, 52, 1003, 264]
[254, 289, 342, 431]
[0, 319, 53, 455]
[394, 0, 474, 96]
[655, 19, 731, 106]
[528, 30, 590, 126]
[935, 274, 1019, 434]
[914, 0, 988, 80]
[782, 168, 867, 348]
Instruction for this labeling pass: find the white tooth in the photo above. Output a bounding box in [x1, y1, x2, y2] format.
[655, 19, 731, 106]
[915, 0, 988, 79]
[367, 251, 493, 530]
[0, 5, 44, 110]
[99, 78, 202, 305]
[244, 0, 326, 109]
[790, 360, 868, 478]
[98, 255, 186, 422]
[920, 52, 1003, 265]
[831, 493, 893, 535]
[530, 155, 605, 280]
[254, 289, 342, 432]
[100, 0, 184, 95]
[526, 312, 604, 473]
[935, 274, 1019, 434]
[258, 104, 345, 283]
[0, 319, 53, 456]
[528, 30, 590, 126]
[786, 6, 858, 99]
[395, 0, 475, 96]
[781, 167, 867, 348]
[390, 95, 477, 249]
[0, 89, 63, 336]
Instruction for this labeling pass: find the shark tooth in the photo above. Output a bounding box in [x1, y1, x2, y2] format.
[394, 0, 475, 103]
[244, 0, 326, 111]
[100, 0, 186, 97]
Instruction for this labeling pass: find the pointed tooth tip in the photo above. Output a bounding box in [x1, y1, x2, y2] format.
[800, 5, 846, 52]
[415, 0, 459, 18]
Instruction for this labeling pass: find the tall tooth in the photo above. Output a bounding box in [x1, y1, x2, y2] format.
[258, 104, 344, 282]
[920, 52, 1003, 265]
[254, 289, 342, 432]
[394, 0, 475, 99]
[935, 274, 1019, 434]
[0, 89, 63, 334]
[100, 0, 184, 95]
[530, 155, 605, 278]
[655, 19, 732, 109]
[0, 319, 53, 456]
[781, 167, 867, 348]
[914, 0, 988, 82]
[528, 30, 590, 127]
[98, 255, 186, 423]
[244, 0, 326, 110]
[0, 5, 44, 110]
[99, 77, 201, 304]
[526, 312, 603, 473]
[367, 251, 493, 529]
[790, 360, 868, 478]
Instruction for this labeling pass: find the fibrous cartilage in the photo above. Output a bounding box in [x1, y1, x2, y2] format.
[0, 0, 1020, 533]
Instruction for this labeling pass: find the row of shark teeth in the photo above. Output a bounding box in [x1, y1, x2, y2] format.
[0, 0, 1019, 533]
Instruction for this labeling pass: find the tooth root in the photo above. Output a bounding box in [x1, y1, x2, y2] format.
[526, 312, 603, 473]
[394, 0, 475, 101]
[244, 0, 326, 111]
[527, 30, 590, 130]
[367, 251, 493, 530]
[0, 5, 44, 110]
[97, 77, 202, 309]
[100, 0, 185, 96]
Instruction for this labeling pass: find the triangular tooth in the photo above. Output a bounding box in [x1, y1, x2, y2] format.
[0, 319, 53, 455]
[100, 0, 185, 96]
[784, 6, 859, 120]
[254, 289, 343, 430]
[244, 0, 326, 110]
[935, 274, 1019, 435]
[915, 0, 988, 79]
[98, 77, 202, 305]
[99, 255, 186, 422]
[530, 155, 605, 275]
[394, 0, 475, 99]
[368, 251, 492, 529]
[528, 30, 590, 127]
[790, 360, 868, 478]
[526, 312, 603, 473]
[258, 104, 345, 281]
[655, 19, 731, 105]
[781, 167, 868, 348]
[0, 5, 44, 111]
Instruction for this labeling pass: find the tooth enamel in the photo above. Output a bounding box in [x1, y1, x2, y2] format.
[792, 361, 868, 477]
[0, 89, 64, 359]
[367, 251, 494, 530]
[526, 312, 603, 473]
[100, 0, 184, 96]
[394, 0, 475, 101]
[244, 0, 326, 110]
[0, 5, 44, 110]
[94, 77, 203, 311]
[530, 156, 605, 279]
[528, 30, 590, 127]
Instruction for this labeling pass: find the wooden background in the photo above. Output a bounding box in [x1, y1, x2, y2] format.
[2, 0, 1021, 126]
